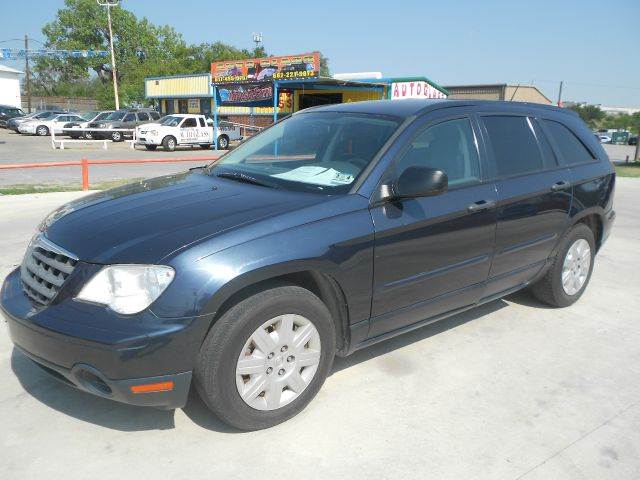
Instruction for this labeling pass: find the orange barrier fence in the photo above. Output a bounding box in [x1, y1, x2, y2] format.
[0, 155, 221, 191]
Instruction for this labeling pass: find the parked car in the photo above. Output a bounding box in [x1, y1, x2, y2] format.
[6, 110, 66, 132]
[136, 114, 242, 151]
[63, 110, 115, 139]
[629, 136, 638, 146]
[87, 109, 160, 142]
[598, 135, 611, 144]
[0, 105, 25, 128]
[18, 113, 87, 136]
[1, 100, 615, 431]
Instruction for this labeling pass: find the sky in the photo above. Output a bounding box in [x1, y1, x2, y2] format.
[1, 0, 638, 106]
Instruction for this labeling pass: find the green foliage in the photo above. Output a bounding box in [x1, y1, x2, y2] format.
[568, 104, 605, 128]
[32, 0, 331, 109]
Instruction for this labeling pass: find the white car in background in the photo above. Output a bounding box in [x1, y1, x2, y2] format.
[18, 113, 87, 136]
[135, 114, 242, 151]
[64, 110, 115, 139]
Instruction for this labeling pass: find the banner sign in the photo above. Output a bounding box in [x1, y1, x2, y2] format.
[212, 52, 320, 84]
[216, 82, 274, 107]
[0, 48, 109, 60]
[391, 81, 447, 100]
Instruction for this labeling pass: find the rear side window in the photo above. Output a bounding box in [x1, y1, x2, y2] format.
[199, 118, 205, 127]
[541, 120, 595, 165]
[151, 111, 160, 120]
[137, 112, 150, 121]
[483, 116, 544, 177]
[123, 113, 136, 122]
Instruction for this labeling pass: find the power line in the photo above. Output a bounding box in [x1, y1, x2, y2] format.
[531, 78, 640, 91]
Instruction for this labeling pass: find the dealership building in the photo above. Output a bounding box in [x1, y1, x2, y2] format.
[443, 84, 552, 104]
[144, 52, 448, 128]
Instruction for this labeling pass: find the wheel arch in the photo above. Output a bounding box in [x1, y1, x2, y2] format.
[203, 268, 351, 356]
[570, 209, 604, 250]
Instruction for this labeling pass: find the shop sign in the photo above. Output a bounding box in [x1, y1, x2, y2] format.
[216, 82, 274, 107]
[391, 81, 447, 100]
[212, 52, 320, 84]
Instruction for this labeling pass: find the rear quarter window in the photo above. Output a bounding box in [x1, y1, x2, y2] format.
[541, 119, 596, 165]
[482, 115, 544, 177]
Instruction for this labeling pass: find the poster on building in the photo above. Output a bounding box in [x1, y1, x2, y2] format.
[391, 81, 447, 100]
[211, 52, 320, 84]
[216, 82, 274, 107]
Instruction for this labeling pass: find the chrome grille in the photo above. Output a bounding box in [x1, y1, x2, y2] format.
[20, 234, 78, 306]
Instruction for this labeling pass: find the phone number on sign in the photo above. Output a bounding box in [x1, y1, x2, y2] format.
[272, 71, 317, 80]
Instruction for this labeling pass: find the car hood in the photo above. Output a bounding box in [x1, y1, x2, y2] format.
[138, 122, 162, 129]
[43, 169, 329, 264]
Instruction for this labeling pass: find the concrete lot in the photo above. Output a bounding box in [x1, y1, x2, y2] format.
[0, 128, 221, 186]
[0, 179, 639, 479]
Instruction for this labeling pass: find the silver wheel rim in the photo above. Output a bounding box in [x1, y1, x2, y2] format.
[168, 139, 175, 149]
[37, 127, 47, 136]
[562, 238, 591, 295]
[219, 138, 227, 148]
[235, 314, 321, 411]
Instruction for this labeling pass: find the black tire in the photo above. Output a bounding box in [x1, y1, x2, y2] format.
[83, 131, 94, 140]
[111, 131, 123, 142]
[145, 145, 157, 151]
[162, 136, 177, 152]
[530, 223, 596, 307]
[195, 285, 336, 431]
[217, 135, 229, 150]
[36, 125, 49, 136]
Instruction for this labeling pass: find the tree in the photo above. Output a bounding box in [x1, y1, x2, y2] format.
[319, 54, 330, 77]
[567, 104, 605, 129]
[32, 0, 268, 108]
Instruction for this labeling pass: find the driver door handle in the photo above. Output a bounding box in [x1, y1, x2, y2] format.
[468, 199, 496, 212]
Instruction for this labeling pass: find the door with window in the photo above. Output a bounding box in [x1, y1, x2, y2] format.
[369, 115, 498, 337]
[480, 115, 572, 298]
[179, 117, 199, 143]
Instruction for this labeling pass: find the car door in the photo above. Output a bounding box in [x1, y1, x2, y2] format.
[197, 117, 212, 143]
[478, 114, 572, 298]
[51, 115, 69, 134]
[179, 117, 199, 144]
[368, 113, 498, 338]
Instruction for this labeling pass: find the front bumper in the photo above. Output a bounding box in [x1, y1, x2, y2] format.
[1, 267, 209, 409]
[135, 136, 161, 146]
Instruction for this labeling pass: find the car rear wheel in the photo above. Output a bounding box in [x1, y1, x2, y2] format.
[195, 285, 335, 430]
[162, 136, 176, 151]
[217, 135, 229, 150]
[36, 125, 49, 136]
[530, 223, 596, 307]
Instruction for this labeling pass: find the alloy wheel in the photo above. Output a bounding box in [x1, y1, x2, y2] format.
[562, 238, 591, 295]
[235, 314, 321, 411]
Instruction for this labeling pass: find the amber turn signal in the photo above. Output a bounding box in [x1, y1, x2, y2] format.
[130, 381, 174, 394]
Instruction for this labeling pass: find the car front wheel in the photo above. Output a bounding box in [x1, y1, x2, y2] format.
[195, 285, 335, 430]
[111, 131, 123, 142]
[36, 125, 49, 136]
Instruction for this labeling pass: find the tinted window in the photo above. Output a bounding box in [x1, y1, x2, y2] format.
[396, 118, 481, 187]
[198, 118, 205, 127]
[483, 116, 543, 177]
[123, 113, 136, 122]
[150, 111, 160, 120]
[542, 120, 595, 165]
[182, 118, 197, 128]
[137, 112, 149, 121]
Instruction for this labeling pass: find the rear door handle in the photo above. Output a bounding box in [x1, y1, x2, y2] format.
[468, 199, 496, 212]
[551, 180, 571, 191]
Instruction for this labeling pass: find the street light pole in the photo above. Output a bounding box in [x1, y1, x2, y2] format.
[98, 0, 120, 110]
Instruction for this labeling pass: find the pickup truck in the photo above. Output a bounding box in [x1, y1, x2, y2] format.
[135, 114, 242, 151]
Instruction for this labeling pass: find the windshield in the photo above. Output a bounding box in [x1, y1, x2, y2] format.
[209, 112, 400, 193]
[106, 111, 126, 121]
[7, 108, 23, 115]
[160, 115, 182, 127]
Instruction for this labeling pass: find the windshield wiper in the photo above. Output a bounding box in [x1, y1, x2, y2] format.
[216, 171, 278, 189]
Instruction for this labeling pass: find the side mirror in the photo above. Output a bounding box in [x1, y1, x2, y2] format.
[395, 166, 448, 199]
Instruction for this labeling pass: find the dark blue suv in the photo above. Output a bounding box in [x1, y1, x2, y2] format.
[1, 100, 615, 430]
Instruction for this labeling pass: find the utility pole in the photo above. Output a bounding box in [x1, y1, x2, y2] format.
[557, 80, 563, 107]
[635, 128, 640, 162]
[98, 0, 120, 109]
[24, 34, 32, 113]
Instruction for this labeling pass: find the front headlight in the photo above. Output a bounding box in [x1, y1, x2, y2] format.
[76, 265, 175, 315]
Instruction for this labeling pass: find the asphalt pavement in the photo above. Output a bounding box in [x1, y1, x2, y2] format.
[0, 179, 639, 479]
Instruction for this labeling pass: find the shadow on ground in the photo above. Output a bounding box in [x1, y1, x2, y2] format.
[11, 295, 529, 432]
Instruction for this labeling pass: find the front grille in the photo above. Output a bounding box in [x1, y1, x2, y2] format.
[20, 235, 78, 306]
